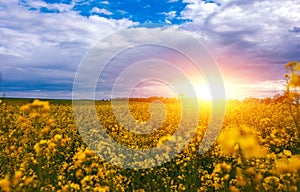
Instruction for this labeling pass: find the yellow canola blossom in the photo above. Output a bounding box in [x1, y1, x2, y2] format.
[1, 98, 300, 191]
[0, 175, 10, 192]
[217, 125, 267, 159]
[275, 155, 300, 174]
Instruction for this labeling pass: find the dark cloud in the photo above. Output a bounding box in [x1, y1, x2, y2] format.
[289, 27, 300, 33]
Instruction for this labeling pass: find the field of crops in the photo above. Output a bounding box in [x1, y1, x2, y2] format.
[1, 98, 300, 191]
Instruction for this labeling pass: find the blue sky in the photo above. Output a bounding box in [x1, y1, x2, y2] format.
[0, 0, 300, 99]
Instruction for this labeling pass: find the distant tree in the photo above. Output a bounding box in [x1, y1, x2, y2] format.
[272, 94, 286, 103]
[260, 97, 272, 104]
[0, 72, 2, 97]
[284, 61, 300, 141]
[243, 97, 260, 104]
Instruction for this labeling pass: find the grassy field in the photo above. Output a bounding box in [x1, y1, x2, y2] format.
[0, 97, 300, 191]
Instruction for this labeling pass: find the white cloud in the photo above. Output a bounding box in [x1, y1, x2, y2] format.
[90, 7, 113, 15]
[181, 0, 220, 24]
[0, 2, 136, 57]
[100, 1, 109, 5]
[19, 0, 75, 12]
[180, 0, 300, 85]
[225, 79, 286, 99]
[0, 1, 137, 98]
[161, 11, 177, 19]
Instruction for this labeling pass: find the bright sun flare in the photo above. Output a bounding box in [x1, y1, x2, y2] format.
[132, 78, 239, 101]
[191, 82, 212, 100]
[185, 80, 239, 101]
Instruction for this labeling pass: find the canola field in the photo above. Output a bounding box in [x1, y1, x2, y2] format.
[0, 98, 300, 191]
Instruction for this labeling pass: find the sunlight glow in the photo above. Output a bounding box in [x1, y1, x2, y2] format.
[181, 79, 239, 101]
[192, 82, 212, 100]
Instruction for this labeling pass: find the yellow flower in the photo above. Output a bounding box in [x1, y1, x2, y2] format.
[289, 73, 300, 88]
[245, 167, 256, 176]
[75, 169, 83, 178]
[132, 189, 145, 192]
[47, 141, 56, 153]
[275, 155, 300, 174]
[34, 143, 41, 154]
[20, 104, 30, 113]
[74, 150, 87, 167]
[41, 126, 50, 134]
[229, 185, 240, 192]
[13, 171, 22, 185]
[285, 61, 297, 68]
[9, 145, 15, 151]
[54, 134, 62, 140]
[213, 164, 222, 174]
[157, 135, 171, 147]
[70, 183, 80, 190]
[217, 128, 241, 155]
[29, 112, 40, 119]
[24, 176, 34, 185]
[223, 174, 230, 181]
[221, 162, 231, 172]
[47, 118, 55, 126]
[0, 175, 10, 192]
[263, 176, 280, 190]
[236, 168, 247, 187]
[85, 148, 94, 157]
[177, 175, 184, 180]
[254, 173, 263, 184]
[295, 63, 300, 71]
[93, 186, 109, 192]
[240, 136, 267, 159]
[81, 175, 94, 187]
[283, 149, 292, 157]
[290, 186, 298, 192]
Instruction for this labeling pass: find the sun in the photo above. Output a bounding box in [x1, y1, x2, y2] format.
[191, 82, 212, 100]
[135, 77, 237, 101]
[183, 79, 238, 101]
[172, 80, 212, 100]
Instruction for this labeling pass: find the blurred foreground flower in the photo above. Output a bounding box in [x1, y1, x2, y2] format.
[217, 125, 268, 159]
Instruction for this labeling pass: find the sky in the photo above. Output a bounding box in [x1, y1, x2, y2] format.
[0, 0, 299, 99]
